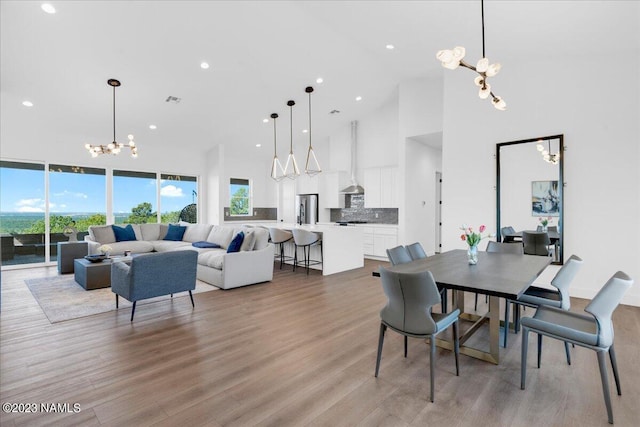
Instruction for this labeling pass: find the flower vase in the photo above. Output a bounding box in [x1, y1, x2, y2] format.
[541, 225, 548, 232]
[467, 244, 478, 265]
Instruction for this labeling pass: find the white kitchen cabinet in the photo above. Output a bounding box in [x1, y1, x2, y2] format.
[296, 174, 319, 195]
[364, 167, 398, 208]
[362, 225, 398, 259]
[320, 170, 348, 209]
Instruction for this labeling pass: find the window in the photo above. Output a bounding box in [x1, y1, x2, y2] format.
[229, 178, 251, 216]
[160, 174, 198, 223]
[0, 161, 46, 266]
[113, 170, 157, 224]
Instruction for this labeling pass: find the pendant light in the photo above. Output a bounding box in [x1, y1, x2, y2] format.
[436, 0, 506, 110]
[84, 79, 139, 157]
[283, 100, 300, 179]
[304, 86, 321, 176]
[270, 113, 285, 181]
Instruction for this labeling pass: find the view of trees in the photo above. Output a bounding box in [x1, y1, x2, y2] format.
[16, 203, 182, 234]
[230, 187, 249, 215]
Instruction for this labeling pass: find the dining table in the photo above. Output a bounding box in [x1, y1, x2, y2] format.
[378, 249, 552, 364]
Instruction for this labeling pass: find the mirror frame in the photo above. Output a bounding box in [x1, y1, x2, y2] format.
[496, 134, 564, 264]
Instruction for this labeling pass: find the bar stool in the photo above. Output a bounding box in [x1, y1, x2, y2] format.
[269, 228, 293, 269]
[292, 228, 322, 274]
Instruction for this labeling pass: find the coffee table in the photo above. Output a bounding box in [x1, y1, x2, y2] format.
[74, 256, 132, 290]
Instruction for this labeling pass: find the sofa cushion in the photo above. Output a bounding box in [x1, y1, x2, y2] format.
[139, 223, 168, 241]
[207, 226, 235, 249]
[107, 240, 155, 254]
[251, 227, 270, 250]
[240, 229, 256, 251]
[164, 224, 187, 241]
[198, 250, 225, 270]
[112, 224, 137, 242]
[151, 240, 192, 252]
[182, 224, 213, 243]
[192, 241, 220, 248]
[227, 232, 244, 253]
[89, 225, 116, 244]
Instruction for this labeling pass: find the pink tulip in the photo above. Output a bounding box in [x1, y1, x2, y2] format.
[479, 225, 486, 233]
[461, 234, 466, 241]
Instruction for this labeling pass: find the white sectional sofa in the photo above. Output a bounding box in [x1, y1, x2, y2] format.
[85, 223, 274, 290]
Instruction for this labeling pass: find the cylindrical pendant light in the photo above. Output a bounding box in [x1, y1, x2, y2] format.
[283, 100, 300, 179]
[270, 113, 285, 181]
[304, 86, 321, 176]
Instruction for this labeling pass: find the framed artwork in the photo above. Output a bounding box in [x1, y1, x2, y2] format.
[532, 180, 559, 216]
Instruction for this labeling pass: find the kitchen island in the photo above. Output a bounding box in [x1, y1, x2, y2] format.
[258, 223, 364, 275]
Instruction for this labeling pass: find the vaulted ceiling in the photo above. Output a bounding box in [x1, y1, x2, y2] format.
[1, 1, 638, 160]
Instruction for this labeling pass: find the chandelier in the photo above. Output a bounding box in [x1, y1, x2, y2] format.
[436, 0, 506, 110]
[85, 79, 138, 158]
[283, 100, 300, 179]
[270, 113, 285, 181]
[304, 86, 321, 176]
[536, 139, 559, 165]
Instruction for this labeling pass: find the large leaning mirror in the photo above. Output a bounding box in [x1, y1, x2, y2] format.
[496, 134, 564, 264]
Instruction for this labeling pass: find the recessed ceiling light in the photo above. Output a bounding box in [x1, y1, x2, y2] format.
[386, 44, 395, 50]
[302, 129, 308, 133]
[41, 4, 56, 14]
[22, 101, 34, 107]
[256, 144, 262, 148]
[316, 77, 323, 84]
[262, 118, 269, 123]
[200, 62, 210, 69]
[149, 125, 157, 130]
[355, 96, 362, 101]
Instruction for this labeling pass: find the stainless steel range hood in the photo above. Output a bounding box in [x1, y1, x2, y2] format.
[341, 120, 364, 194]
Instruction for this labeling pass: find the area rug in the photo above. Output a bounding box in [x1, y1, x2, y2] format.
[25, 276, 218, 324]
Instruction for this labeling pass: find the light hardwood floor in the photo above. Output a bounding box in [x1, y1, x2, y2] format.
[1, 260, 639, 426]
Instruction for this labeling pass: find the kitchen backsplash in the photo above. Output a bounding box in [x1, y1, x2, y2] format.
[330, 194, 398, 224]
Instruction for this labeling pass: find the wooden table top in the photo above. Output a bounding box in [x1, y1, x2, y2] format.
[383, 249, 552, 300]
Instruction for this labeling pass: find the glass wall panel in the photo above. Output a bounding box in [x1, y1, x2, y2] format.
[0, 161, 46, 266]
[48, 164, 106, 254]
[160, 174, 198, 223]
[113, 170, 157, 224]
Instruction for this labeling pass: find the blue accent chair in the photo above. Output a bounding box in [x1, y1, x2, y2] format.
[111, 250, 198, 321]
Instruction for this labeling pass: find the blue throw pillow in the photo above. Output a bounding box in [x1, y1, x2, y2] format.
[192, 241, 221, 248]
[112, 224, 137, 242]
[227, 231, 244, 253]
[164, 224, 187, 241]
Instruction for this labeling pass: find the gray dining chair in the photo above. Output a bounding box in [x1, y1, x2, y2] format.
[501, 226, 520, 243]
[407, 242, 427, 260]
[505, 254, 583, 350]
[521, 271, 633, 424]
[522, 231, 551, 256]
[375, 266, 460, 403]
[474, 241, 524, 312]
[403, 242, 448, 312]
[386, 245, 412, 266]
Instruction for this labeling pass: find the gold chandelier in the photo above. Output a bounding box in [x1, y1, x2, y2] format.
[85, 79, 138, 157]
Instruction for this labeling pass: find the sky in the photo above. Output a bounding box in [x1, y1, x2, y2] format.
[0, 167, 197, 214]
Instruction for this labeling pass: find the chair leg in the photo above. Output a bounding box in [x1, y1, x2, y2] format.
[609, 344, 622, 396]
[293, 245, 298, 272]
[596, 350, 614, 424]
[537, 333, 543, 369]
[474, 293, 479, 311]
[404, 335, 408, 358]
[375, 324, 386, 377]
[453, 320, 460, 376]
[115, 294, 119, 308]
[429, 336, 436, 403]
[130, 301, 137, 322]
[305, 245, 310, 275]
[189, 290, 194, 308]
[521, 327, 529, 389]
[564, 341, 571, 365]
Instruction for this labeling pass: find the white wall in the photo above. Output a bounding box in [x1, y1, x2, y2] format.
[441, 53, 640, 306]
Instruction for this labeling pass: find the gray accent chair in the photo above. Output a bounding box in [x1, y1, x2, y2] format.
[386, 245, 412, 265]
[523, 231, 551, 256]
[406, 242, 427, 260]
[375, 267, 460, 403]
[501, 226, 520, 243]
[269, 227, 293, 269]
[520, 271, 633, 424]
[111, 250, 198, 321]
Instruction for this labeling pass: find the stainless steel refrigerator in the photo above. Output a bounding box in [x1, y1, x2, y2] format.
[296, 194, 318, 225]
